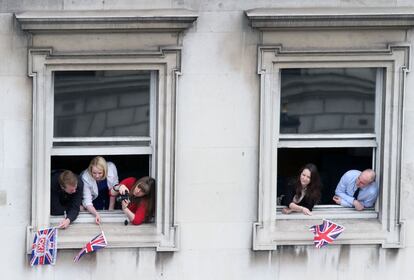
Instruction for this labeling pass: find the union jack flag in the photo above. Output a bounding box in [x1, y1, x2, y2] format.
[309, 219, 345, 248]
[30, 227, 58, 266]
[74, 231, 107, 262]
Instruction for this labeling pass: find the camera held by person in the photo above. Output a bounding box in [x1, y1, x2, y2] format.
[116, 191, 130, 203]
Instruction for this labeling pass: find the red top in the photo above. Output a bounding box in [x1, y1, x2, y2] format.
[120, 177, 148, 225]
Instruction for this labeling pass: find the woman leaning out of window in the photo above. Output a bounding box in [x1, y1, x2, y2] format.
[110, 176, 155, 225]
[81, 156, 119, 224]
[281, 163, 322, 216]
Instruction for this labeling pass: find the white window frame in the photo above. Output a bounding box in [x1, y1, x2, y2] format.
[27, 48, 181, 251]
[51, 70, 157, 156]
[17, 10, 197, 252]
[51, 69, 157, 224]
[253, 44, 409, 249]
[276, 67, 383, 216]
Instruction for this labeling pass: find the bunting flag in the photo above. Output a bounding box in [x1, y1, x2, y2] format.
[74, 231, 107, 262]
[309, 219, 345, 248]
[30, 227, 58, 266]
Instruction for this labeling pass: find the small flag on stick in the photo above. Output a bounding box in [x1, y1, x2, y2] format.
[74, 231, 107, 262]
[309, 219, 345, 248]
[30, 227, 58, 266]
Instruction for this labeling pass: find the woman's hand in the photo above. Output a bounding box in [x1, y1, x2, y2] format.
[85, 205, 101, 224]
[58, 218, 71, 229]
[118, 184, 129, 195]
[95, 213, 101, 225]
[301, 207, 312, 216]
[281, 208, 293, 214]
[121, 199, 130, 210]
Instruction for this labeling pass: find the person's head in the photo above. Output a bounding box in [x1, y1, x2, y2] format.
[87, 156, 108, 181]
[58, 170, 78, 194]
[129, 176, 156, 221]
[297, 163, 320, 189]
[130, 176, 156, 198]
[295, 163, 322, 202]
[356, 169, 376, 188]
[300, 167, 311, 188]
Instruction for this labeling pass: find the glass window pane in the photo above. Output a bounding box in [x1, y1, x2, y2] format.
[280, 68, 377, 134]
[54, 70, 152, 137]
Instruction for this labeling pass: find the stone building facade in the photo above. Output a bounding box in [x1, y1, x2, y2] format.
[1, 1, 414, 279]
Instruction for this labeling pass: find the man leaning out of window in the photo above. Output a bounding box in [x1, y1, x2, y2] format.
[50, 170, 83, 229]
[333, 169, 378, 211]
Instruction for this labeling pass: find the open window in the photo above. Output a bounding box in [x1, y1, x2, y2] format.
[246, 7, 410, 249]
[278, 147, 375, 209]
[50, 70, 154, 222]
[276, 67, 381, 216]
[252, 44, 408, 249]
[17, 10, 197, 251]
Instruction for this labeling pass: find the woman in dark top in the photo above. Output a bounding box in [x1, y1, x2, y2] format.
[281, 163, 322, 215]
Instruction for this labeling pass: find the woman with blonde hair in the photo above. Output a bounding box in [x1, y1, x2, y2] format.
[110, 176, 155, 225]
[81, 156, 119, 224]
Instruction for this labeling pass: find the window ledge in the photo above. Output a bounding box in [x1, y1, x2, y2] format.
[271, 219, 385, 245]
[27, 221, 179, 251]
[276, 206, 378, 220]
[33, 213, 178, 251]
[49, 223, 158, 249]
[246, 7, 414, 30]
[15, 9, 198, 33]
[50, 211, 128, 224]
[253, 218, 404, 250]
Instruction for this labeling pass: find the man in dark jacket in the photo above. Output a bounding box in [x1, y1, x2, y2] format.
[50, 170, 83, 229]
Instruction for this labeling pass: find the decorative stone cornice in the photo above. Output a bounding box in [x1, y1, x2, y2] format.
[245, 7, 414, 30]
[15, 9, 198, 33]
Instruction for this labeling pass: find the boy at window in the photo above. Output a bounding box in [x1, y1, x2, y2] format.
[333, 169, 378, 211]
[50, 170, 84, 229]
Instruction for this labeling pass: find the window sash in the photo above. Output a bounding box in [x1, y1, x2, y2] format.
[279, 68, 378, 135]
[50, 70, 156, 220]
[50, 211, 127, 223]
[50, 146, 153, 156]
[277, 139, 376, 148]
[276, 68, 383, 137]
[51, 71, 157, 149]
[275, 205, 378, 220]
[53, 136, 151, 143]
[275, 67, 382, 214]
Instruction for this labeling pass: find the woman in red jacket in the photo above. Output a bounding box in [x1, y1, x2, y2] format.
[110, 176, 155, 225]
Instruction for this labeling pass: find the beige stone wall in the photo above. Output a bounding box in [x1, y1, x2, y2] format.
[1, 1, 414, 279]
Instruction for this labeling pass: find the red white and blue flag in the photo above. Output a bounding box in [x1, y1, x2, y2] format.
[74, 231, 107, 262]
[30, 227, 58, 266]
[309, 219, 345, 248]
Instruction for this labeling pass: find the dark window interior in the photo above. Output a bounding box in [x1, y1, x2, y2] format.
[277, 147, 372, 205]
[51, 155, 150, 181]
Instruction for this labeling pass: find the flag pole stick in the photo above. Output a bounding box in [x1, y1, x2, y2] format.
[98, 223, 104, 233]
